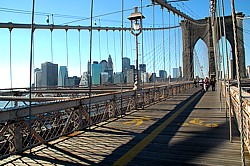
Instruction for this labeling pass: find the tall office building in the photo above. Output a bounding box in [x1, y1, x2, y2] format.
[92, 61, 101, 84]
[141, 72, 149, 83]
[122, 57, 131, 72]
[34, 68, 42, 88]
[107, 54, 114, 83]
[126, 69, 134, 84]
[66, 76, 81, 86]
[173, 68, 178, 78]
[114, 72, 123, 83]
[139, 64, 146, 72]
[100, 60, 108, 72]
[79, 72, 89, 87]
[58, 66, 68, 87]
[159, 70, 167, 78]
[100, 72, 109, 84]
[150, 73, 156, 82]
[41, 62, 58, 87]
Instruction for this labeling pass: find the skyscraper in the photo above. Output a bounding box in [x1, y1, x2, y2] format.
[139, 64, 146, 72]
[107, 54, 114, 83]
[100, 60, 108, 72]
[79, 72, 89, 87]
[122, 57, 130, 72]
[159, 70, 167, 78]
[34, 68, 42, 88]
[173, 68, 178, 78]
[66, 76, 81, 86]
[126, 69, 134, 83]
[92, 61, 101, 84]
[41, 62, 58, 87]
[58, 66, 68, 87]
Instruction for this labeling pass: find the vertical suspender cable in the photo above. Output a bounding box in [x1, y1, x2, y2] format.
[78, 29, 82, 76]
[162, 6, 166, 82]
[106, 30, 109, 56]
[120, 0, 124, 115]
[230, 0, 245, 164]
[152, 1, 156, 94]
[9, 28, 13, 89]
[222, 0, 232, 143]
[168, 10, 171, 83]
[98, 19, 102, 61]
[113, 31, 117, 72]
[174, 14, 177, 80]
[29, 0, 35, 153]
[50, 29, 53, 62]
[217, 0, 223, 113]
[210, 1, 219, 95]
[89, 0, 94, 127]
[178, 16, 181, 80]
[66, 29, 69, 69]
[141, 0, 145, 109]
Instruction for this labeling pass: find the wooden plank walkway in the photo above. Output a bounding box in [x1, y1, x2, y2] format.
[1, 88, 248, 165]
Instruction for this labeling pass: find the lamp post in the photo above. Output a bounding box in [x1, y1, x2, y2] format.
[127, 7, 145, 91]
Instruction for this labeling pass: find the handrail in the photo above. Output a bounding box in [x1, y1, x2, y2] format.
[0, 81, 194, 159]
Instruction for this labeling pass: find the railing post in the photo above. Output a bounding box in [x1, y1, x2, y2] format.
[10, 123, 22, 153]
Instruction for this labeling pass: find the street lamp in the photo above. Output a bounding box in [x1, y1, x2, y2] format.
[127, 7, 145, 91]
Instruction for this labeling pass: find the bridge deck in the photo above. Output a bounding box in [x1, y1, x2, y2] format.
[1, 88, 249, 165]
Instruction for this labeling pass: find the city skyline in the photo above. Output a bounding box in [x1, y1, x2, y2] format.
[33, 55, 184, 88]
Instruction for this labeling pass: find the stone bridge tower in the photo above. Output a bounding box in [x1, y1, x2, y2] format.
[180, 13, 246, 80]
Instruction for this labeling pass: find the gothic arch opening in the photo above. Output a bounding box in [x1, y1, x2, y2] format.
[218, 37, 233, 79]
[193, 39, 209, 79]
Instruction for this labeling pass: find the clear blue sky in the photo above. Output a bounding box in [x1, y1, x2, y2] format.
[0, 0, 249, 88]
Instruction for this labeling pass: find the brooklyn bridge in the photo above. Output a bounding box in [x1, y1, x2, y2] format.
[0, 0, 250, 165]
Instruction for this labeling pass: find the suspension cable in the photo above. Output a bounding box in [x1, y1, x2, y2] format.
[65, 29, 69, 68]
[140, 0, 144, 109]
[88, 0, 94, 127]
[178, 16, 181, 78]
[174, 14, 178, 67]
[168, 10, 171, 83]
[152, 2, 156, 87]
[221, 0, 232, 143]
[174, 14, 177, 80]
[113, 30, 117, 72]
[50, 28, 53, 62]
[9, 28, 13, 89]
[120, 0, 124, 115]
[98, 19, 102, 61]
[106, 30, 109, 56]
[216, 0, 223, 113]
[162, 6, 166, 82]
[230, 0, 245, 164]
[29, 0, 35, 153]
[78, 29, 82, 76]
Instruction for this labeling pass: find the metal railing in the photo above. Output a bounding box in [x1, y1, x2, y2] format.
[222, 81, 250, 153]
[0, 81, 194, 159]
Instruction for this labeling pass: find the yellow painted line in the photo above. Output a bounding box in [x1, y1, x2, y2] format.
[113, 91, 201, 166]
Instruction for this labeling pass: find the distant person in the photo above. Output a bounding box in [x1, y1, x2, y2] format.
[199, 79, 204, 90]
[193, 79, 197, 87]
[210, 77, 216, 91]
[203, 77, 209, 91]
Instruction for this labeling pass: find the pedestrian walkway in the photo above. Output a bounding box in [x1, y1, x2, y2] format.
[1, 88, 248, 165]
